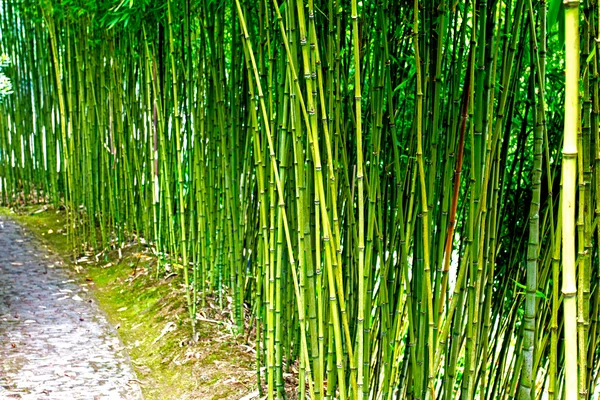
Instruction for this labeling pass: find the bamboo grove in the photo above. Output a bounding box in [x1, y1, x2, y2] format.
[0, 0, 599, 398]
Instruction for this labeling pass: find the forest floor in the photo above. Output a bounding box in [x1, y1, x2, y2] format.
[0, 205, 258, 400]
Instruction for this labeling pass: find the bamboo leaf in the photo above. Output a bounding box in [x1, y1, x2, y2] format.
[548, 0, 562, 29]
[587, 46, 596, 63]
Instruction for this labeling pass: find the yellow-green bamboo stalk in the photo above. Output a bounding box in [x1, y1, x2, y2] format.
[563, 1, 580, 399]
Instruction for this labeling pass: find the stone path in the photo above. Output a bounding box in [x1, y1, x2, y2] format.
[0, 216, 143, 400]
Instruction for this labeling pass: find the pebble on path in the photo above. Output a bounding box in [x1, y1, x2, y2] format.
[0, 216, 143, 400]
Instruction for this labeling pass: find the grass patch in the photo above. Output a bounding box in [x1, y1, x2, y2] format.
[1, 205, 257, 400]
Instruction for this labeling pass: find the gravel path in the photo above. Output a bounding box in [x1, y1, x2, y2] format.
[0, 216, 143, 400]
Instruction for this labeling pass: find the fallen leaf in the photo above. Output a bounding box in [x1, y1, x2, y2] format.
[238, 390, 260, 400]
[152, 321, 176, 344]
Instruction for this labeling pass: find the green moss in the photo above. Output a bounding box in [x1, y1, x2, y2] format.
[1, 205, 256, 400]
